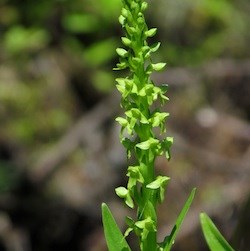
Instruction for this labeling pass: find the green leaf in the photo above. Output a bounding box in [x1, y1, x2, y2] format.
[4, 26, 49, 54]
[62, 14, 99, 33]
[200, 213, 235, 251]
[85, 38, 117, 67]
[102, 203, 131, 251]
[163, 188, 196, 251]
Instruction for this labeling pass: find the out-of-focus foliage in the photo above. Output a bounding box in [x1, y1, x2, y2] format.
[0, 0, 249, 178]
[0, 0, 122, 153]
[0, 0, 249, 250]
[1, 0, 122, 65]
[150, 0, 250, 65]
[0, 75, 71, 147]
[4, 26, 49, 55]
[0, 0, 249, 179]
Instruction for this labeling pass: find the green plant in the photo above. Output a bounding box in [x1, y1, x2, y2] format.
[200, 213, 235, 251]
[102, 0, 236, 250]
[102, 0, 195, 250]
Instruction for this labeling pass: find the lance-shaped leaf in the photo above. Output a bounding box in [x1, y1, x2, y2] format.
[200, 213, 235, 251]
[102, 203, 131, 251]
[163, 188, 196, 251]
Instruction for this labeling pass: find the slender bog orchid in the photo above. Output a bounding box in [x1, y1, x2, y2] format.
[102, 0, 196, 250]
[102, 1, 237, 250]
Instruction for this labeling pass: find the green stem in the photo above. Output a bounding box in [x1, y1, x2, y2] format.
[139, 156, 157, 250]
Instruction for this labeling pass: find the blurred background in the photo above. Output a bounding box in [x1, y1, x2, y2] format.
[0, 0, 249, 250]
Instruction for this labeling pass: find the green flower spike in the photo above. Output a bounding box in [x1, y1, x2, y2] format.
[102, 1, 195, 251]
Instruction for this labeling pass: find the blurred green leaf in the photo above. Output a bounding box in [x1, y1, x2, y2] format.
[84, 38, 117, 66]
[86, 0, 122, 22]
[4, 26, 49, 54]
[62, 13, 99, 33]
[92, 70, 114, 92]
